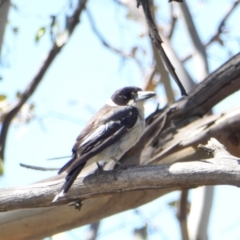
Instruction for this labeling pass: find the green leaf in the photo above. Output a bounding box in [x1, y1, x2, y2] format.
[12, 27, 19, 34]
[35, 27, 46, 42]
[29, 103, 35, 110]
[0, 95, 7, 102]
[16, 91, 22, 99]
[0, 159, 4, 175]
[50, 15, 57, 28]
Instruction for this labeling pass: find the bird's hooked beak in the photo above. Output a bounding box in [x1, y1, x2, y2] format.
[135, 90, 156, 102]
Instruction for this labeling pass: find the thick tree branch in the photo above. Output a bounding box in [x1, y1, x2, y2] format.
[171, 53, 240, 119]
[1, 55, 240, 239]
[0, 0, 88, 160]
[121, 53, 240, 167]
[0, 138, 239, 212]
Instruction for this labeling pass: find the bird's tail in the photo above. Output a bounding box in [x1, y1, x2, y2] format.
[53, 163, 85, 202]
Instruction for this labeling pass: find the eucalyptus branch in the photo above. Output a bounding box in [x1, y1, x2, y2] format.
[0, 0, 88, 161]
[137, 0, 187, 96]
[0, 138, 239, 212]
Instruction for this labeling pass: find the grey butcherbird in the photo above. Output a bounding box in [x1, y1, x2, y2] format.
[53, 86, 155, 201]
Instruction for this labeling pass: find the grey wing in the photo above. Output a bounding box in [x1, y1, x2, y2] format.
[58, 107, 139, 174]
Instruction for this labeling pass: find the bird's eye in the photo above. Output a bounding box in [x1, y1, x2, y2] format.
[123, 92, 131, 99]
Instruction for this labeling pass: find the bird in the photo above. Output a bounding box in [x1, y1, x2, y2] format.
[53, 86, 155, 201]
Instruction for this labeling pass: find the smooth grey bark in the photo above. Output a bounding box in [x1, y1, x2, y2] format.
[0, 0, 10, 58]
[0, 54, 240, 239]
[0, 139, 239, 212]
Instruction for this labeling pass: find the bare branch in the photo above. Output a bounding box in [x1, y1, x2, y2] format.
[161, 34, 196, 93]
[177, 190, 189, 240]
[148, 1, 175, 102]
[167, 3, 177, 39]
[178, 1, 209, 81]
[85, 8, 143, 71]
[147, 1, 195, 98]
[170, 53, 240, 119]
[137, 0, 187, 96]
[206, 1, 240, 47]
[86, 222, 100, 240]
[0, 139, 239, 212]
[0, 54, 240, 238]
[19, 163, 59, 171]
[177, 3, 210, 238]
[0, 0, 10, 57]
[182, 1, 240, 63]
[0, 0, 88, 160]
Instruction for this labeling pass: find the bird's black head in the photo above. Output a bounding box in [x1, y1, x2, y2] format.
[111, 86, 155, 106]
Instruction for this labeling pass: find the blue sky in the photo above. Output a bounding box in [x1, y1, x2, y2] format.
[1, 0, 240, 239]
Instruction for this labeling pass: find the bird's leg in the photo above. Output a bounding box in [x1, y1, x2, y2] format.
[110, 157, 128, 181]
[94, 162, 108, 176]
[95, 162, 105, 174]
[111, 157, 137, 168]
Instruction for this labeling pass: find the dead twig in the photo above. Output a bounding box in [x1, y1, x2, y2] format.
[182, 1, 240, 63]
[85, 8, 143, 71]
[19, 163, 59, 171]
[136, 0, 187, 96]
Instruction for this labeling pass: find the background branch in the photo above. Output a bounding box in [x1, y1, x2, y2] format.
[86, 9, 143, 71]
[182, 1, 240, 63]
[137, 0, 187, 96]
[178, 1, 209, 81]
[0, 0, 88, 160]
[206, 0, 239, 48]
[0, 54, 240, 238]
[177, 190, 189, 240]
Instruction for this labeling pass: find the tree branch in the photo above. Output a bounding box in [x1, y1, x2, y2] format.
[86, 222, 100, 240]
[137, 0, 187, 96]
[182, 1, 240, 63]
[0, 0, 88, 160]
[85, 9, 143, 71]
[0, 55, 240, 238]
[177, 190, 189, 240]
[178, 1, 209, 81]
[0, 0, 10, 58]
[0, 139, 239, 212]
[167, 3, 177, 39]
[19, 163, 59, 171]
[206, 0, 240, 47]
[170, 53, 240, 119]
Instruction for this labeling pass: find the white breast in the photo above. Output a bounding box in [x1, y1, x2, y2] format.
[85, 103, 145, 166]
